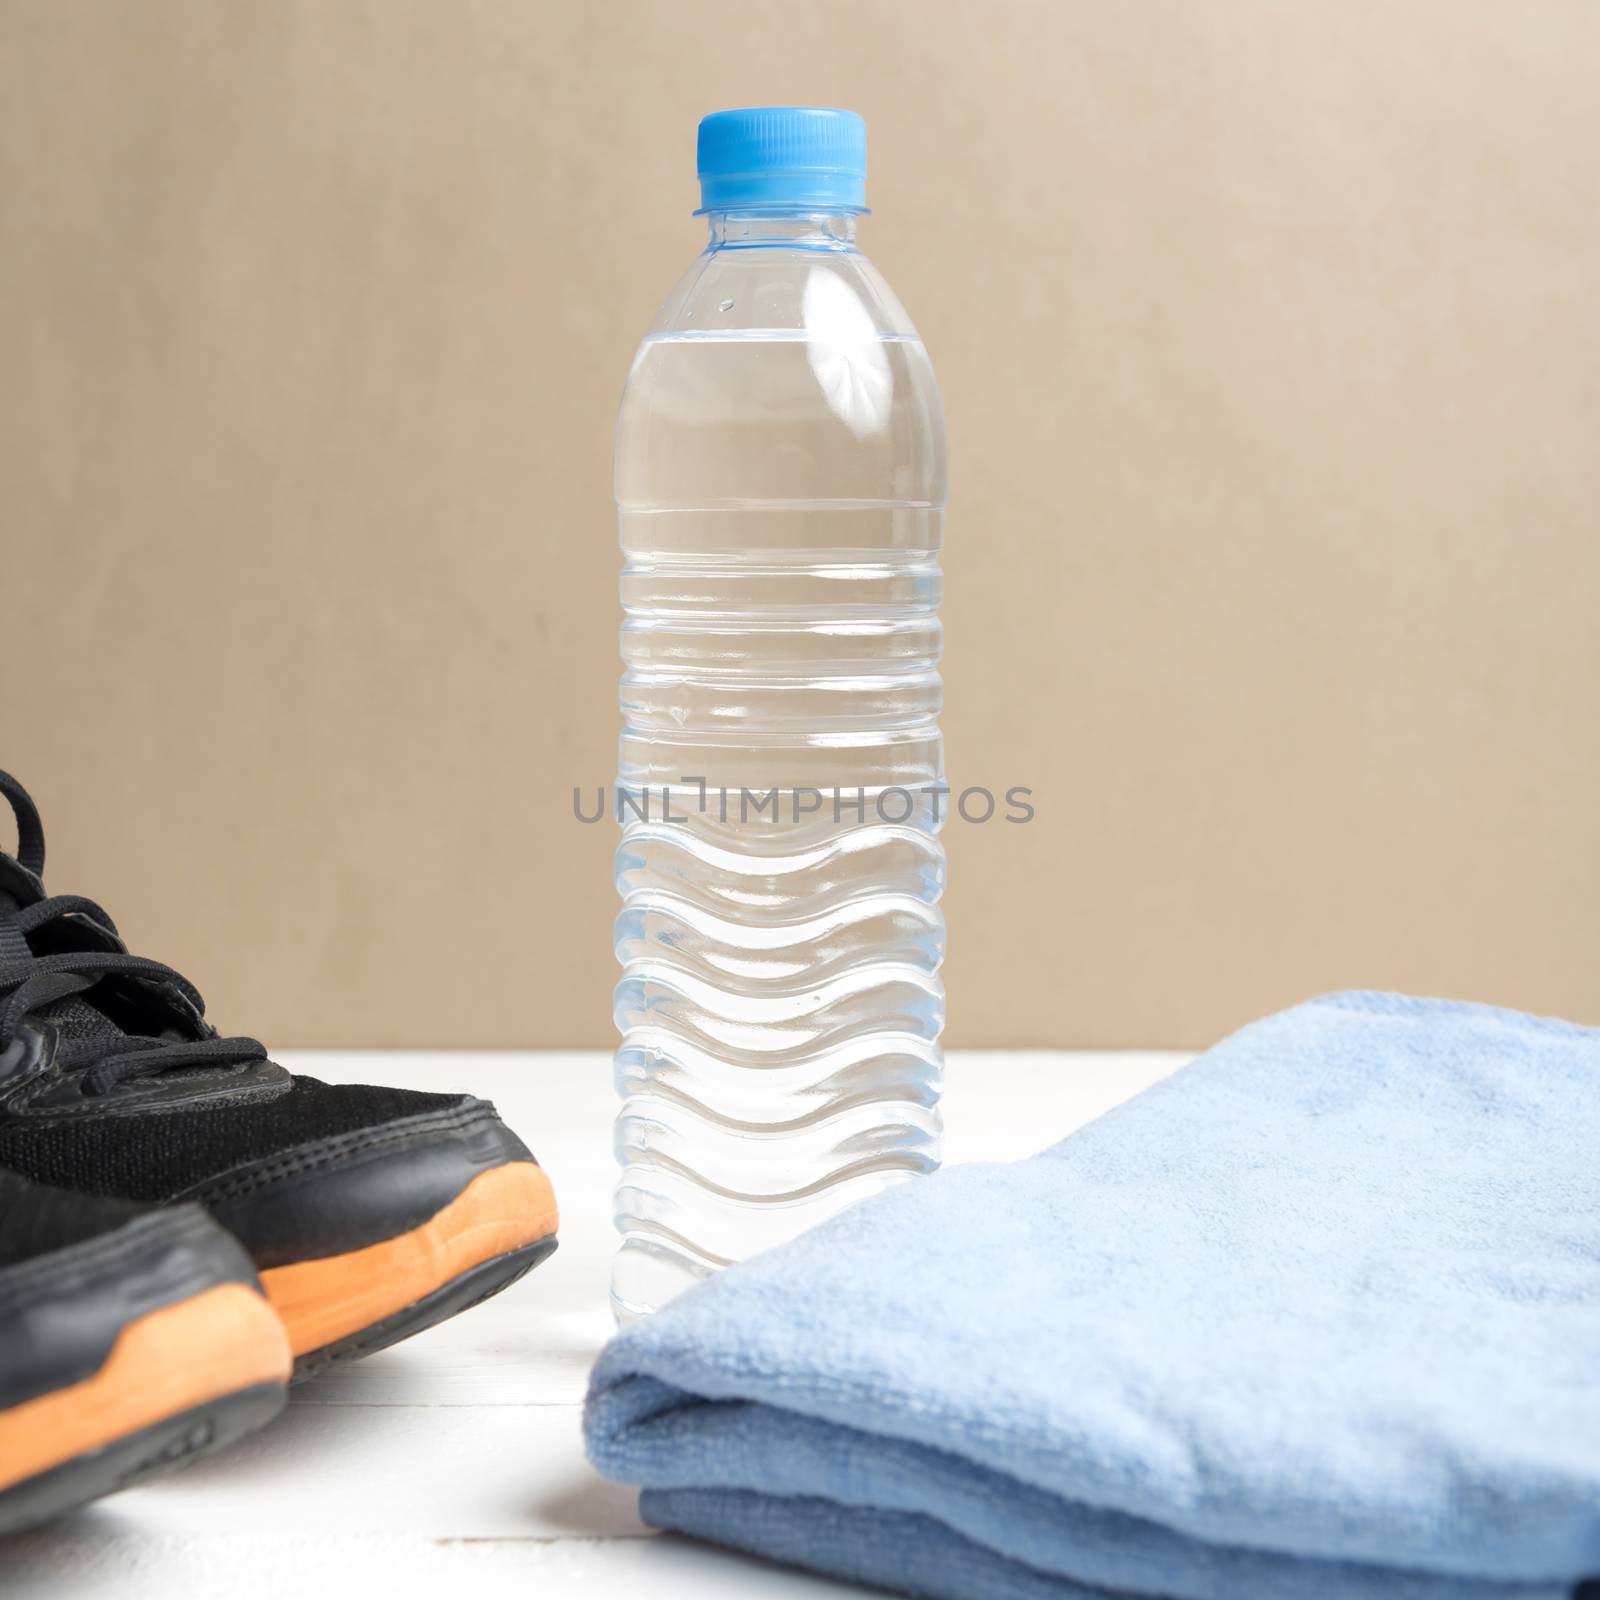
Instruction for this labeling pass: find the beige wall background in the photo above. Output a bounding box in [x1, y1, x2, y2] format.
[2, 1, 1596, 1048]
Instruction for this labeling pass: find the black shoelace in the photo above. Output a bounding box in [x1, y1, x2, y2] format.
[0, 770, 265, 1095]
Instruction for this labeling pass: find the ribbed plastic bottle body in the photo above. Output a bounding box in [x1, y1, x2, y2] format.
[612, 213, 947, 1322]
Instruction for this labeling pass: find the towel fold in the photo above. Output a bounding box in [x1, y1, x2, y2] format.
[585, 994, 1600, 1600]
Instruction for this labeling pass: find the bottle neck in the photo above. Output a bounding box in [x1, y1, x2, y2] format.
[705, 210, 860, 252]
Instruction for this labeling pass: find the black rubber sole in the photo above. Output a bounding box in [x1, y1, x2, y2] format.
[290, 1235, 558, 1384]
[0, 1381, 285, 1537]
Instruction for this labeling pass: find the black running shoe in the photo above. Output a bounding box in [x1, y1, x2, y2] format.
[0, 771, 558, 1380]
[0, 1167, 289, 1533]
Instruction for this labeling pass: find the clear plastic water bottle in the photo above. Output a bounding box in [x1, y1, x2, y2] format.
[612, 107, 947, 1321]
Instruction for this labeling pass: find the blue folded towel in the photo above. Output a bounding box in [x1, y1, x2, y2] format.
[585, 994, 1600, 1599]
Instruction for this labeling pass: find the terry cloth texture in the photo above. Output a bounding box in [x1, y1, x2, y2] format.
[586, 993, 1600, 1600]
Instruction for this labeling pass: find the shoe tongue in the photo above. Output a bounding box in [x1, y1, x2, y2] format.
[0, 878, 31, 966]
[38, 993, 134, 1049]
[0, 865, 148, 1054]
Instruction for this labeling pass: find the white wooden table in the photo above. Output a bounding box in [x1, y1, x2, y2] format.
[1, 1050, 1185, 1600]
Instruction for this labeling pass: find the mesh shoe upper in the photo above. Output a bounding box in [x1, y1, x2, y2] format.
[0, 1167, 147, 1271]
[0, 770, 465, 1205]
[0, 1077, 464, 1202]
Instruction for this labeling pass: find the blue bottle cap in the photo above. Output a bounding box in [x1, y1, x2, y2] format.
[696, 107, 868, 215]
